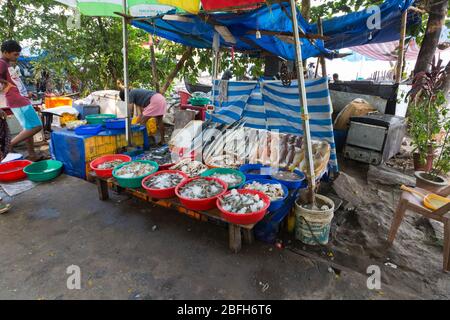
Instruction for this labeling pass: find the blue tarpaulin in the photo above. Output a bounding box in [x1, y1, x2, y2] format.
[311, 0, 420, 50]
[132, 2, 335, 61]
[131, 0, 419, 61]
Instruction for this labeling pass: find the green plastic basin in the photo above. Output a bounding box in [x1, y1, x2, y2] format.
[86, 114, 116, 125]
[200, 168, 246, 189]
[112, 160, 159, 188]
[23, 160, 63, 182]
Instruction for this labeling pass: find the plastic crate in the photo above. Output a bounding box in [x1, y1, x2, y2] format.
[45, 97, 73, 108]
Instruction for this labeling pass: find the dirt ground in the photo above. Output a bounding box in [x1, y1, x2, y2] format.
[0, 144, 449, 299]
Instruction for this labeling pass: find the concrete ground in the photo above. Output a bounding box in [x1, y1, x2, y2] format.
[0, 175, 444, 299]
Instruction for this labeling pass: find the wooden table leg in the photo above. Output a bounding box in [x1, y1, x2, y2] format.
[96, 178, 109, 201]
[229, 224, 242, 253]
[242, 228, 254, 245]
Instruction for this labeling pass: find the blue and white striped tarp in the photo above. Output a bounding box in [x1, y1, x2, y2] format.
[207, 77, 338, 172]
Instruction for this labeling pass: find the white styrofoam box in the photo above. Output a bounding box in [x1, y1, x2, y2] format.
[88, 90, 127, 118]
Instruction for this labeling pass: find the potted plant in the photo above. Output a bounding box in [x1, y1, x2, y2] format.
[408, 59, 450, 192]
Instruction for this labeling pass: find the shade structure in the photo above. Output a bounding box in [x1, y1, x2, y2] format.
[201, 0, 265, 11]
[157, 0, 200, 14]
[55, 0, 177, 17]
[132, 3, 335, 61]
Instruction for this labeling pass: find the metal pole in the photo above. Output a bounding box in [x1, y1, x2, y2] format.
[289, 0, 316, 203]
[395, 9, 407, 84]
[122, 0, 132, 146]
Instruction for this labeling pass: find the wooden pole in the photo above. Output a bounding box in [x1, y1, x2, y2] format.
[289, 0, 316, 204]
[149, 35, 160, 92]
[395, 10, 408, 84]
[317, 17, 327, 78]
[121, 0, 132, 146]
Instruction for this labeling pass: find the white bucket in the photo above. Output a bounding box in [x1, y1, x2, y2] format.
[295, 194, 334, 245]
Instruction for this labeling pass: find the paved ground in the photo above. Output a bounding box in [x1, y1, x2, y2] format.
[0, 175, 441, 299]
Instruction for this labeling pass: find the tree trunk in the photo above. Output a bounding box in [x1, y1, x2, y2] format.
[413, 0, 448, 74]
[301, 0, 311, 22]
[5, 0, 18, 39]
[160, 47, 193, 95]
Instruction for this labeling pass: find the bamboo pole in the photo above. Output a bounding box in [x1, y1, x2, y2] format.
[122, 0, 132, 146]
[317, 17, 327, 78]
[395, 9, 408, 84]
[289, 0, 316, 204]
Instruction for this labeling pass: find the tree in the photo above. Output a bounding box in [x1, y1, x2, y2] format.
[413, 0, 449, 75]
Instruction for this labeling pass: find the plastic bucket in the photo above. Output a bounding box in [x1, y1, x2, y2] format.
[294, 194, 334, 245]
[0, 160, 33, 182]
[243, 179, 288, 212]
[112, 160, 159, 188]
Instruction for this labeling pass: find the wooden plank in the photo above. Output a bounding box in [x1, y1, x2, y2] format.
[229, 224, 242, 253]
[96, 178, 109, 201]
[242, 229, 254, 245]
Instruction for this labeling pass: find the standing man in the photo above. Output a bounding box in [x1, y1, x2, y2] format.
[119, 88, 167, 145]
[0, 40, 43, 161]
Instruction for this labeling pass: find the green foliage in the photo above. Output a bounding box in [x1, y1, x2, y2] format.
[310, 0, 383, 21]
[407, 60, 450, 176]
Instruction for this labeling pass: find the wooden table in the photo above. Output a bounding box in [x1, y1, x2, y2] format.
[90, 173, 256, 253]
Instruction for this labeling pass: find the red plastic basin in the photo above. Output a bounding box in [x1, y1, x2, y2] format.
[158, 163, 175, 171]
[175, 177, 228, 211]
[90, 154, 132, 178]
[217, 189, 270, 225]
[142, 170, 188, 199]
[0, 160, 33, 182]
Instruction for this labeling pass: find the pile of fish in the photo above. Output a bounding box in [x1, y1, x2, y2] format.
[114, 162, 155, 178]
[144, 172, 184, 189]
[210, 172, 242, 186]
[179, 178, 224, 199]
[220, 189, 266, 214]
[170, 159, 208, 177]
[139, 145, 173, 166]
[97, 159, 125, 170]
[244, 181, 284, 201]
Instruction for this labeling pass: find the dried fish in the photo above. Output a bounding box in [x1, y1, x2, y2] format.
[97, 160, 125, 170]
[244, 181, 284, 201]
[144, 173, 184, 189]
[115, 162, 155, 178]
[220, 189, 265, 214]
[179, 178, 224, 199]
[210, 173, 242, 186]
[170, 159, 208, 177]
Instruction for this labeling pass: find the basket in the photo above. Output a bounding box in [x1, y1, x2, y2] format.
[175, 177, 228, 211]
[0, 160, 32, 182]
[90, 154, 132, 179]
[23, 160, 63, 182]
[200, 168, 246, 189]
[112, 160, 159, 188]
[141, 170, 188, 199]
[75, 124, 103, 136]
[243, 179, 289, 212]
[239, 164, 272, 180]
[86, 114, 116, 125]
[270, 169, 306, 190]
[217, 189, 270, 225]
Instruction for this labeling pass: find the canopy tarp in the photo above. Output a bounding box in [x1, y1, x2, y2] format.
[132, 2, 335, 61]
[311, 0, 420, 50]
